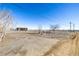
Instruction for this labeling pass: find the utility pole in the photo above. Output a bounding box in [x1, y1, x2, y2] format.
[73, 24, 75, 32]
[70, 21, 72, 32]
[38, 25, 42, 35]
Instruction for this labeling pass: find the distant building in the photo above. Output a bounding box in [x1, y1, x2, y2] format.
[16, 27, 28, 31]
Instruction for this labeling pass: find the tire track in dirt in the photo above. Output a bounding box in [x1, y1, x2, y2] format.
[43, 32, 79, 56]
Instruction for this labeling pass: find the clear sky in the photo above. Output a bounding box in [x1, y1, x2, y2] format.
[0, 3, 79, 30]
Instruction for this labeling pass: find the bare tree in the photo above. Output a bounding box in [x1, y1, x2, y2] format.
[50, 24, 59, 31]
[50, 24, 59, 38]
[0, 10, 13, 41]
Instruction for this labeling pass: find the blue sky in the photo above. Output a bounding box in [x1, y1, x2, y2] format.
[0, 3, 79, 30]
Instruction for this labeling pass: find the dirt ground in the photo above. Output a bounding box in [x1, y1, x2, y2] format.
[0, 31, 78, 56]
[0, 31, 60, 56]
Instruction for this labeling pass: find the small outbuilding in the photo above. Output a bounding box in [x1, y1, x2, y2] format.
[16, 27, 28, 31]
